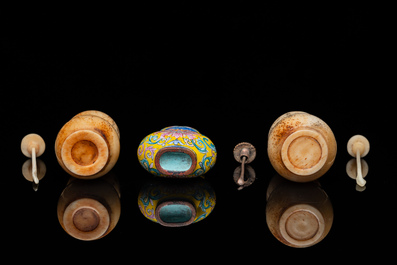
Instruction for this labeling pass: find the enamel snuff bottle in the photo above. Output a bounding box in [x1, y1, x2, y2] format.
[137, 126, 217, 178]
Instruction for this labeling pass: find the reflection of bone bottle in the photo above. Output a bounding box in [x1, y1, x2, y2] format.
[55, 110, 120, 179]
[268, 111, 337, 182]
[57, 174, 121, 241]
[266, 175, 333, 248]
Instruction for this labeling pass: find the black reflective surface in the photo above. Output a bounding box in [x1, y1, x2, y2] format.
[4, 7, 393, 261]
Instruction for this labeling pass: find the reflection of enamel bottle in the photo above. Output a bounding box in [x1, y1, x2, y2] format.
[137, 126, 217, 178]
[268, 111, 337, 182]
[138, 177, 216, 227]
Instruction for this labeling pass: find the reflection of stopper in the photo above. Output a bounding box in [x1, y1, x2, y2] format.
[61, 130, 109, 176]
[347, 135, 370, 187]
[22, 159, 46, 191]
[233, 142, 256, 187]
[281, 130, 328, 176]
[346, 159, 369, 180]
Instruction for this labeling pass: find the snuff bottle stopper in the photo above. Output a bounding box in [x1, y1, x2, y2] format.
[347, 135, 370, 187]
[21, 133, 46, 185]
[233, 142, 256, 189]
[55, 110, 120, 179]
[137, 126, 217, 178]
[267, 111, 337, 182]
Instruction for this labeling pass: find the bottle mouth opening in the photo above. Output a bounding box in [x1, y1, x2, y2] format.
[61, 130, 109, 177]
[155, 147, 197, 176]
[281, 129, 328, 176]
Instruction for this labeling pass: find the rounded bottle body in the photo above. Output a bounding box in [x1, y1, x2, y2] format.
[268, 111, 336, 182]
[55, 110, 120, 179]
[137, 126, 216, 178]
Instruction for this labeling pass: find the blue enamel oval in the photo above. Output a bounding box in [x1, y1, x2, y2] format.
[159, 204, 192, 223]
[159, 152, 192, 172]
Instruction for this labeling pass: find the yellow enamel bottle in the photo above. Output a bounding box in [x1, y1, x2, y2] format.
[137, 126, 216, 178]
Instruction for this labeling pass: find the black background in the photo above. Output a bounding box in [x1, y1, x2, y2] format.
[3, 5, 394, 262]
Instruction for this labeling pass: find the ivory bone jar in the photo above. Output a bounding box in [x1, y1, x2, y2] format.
[267, 111, 337, 182]
[55, 111, 120, 179]
[137, 126, 217, 178]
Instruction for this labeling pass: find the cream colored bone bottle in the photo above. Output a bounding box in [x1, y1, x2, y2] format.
[55, 110, 120, 179]
[267, 111, 337, 182]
